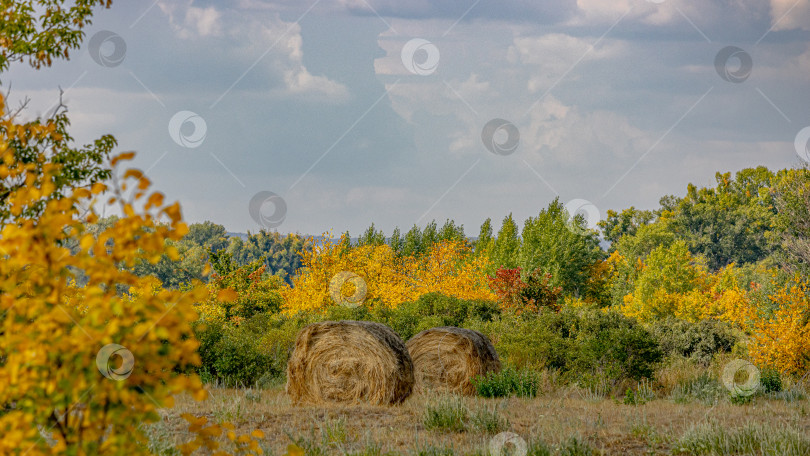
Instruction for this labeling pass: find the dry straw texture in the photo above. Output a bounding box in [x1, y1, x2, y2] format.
[406, 326, 501, 395]
[286, 320, 415, 405]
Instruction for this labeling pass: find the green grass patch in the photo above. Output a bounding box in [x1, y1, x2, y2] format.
[472, 366, 541, 398]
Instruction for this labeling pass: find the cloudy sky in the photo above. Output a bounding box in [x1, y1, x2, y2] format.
[7, 0, 810, 236]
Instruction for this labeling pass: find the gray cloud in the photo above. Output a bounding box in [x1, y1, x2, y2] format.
[2, 0, 807, 235]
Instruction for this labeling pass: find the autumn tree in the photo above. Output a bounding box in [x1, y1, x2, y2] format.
[0, 0, 117, 222]
[197, 258, 284, 323]
[0, 2, 264, 452]
[281, 234, 494, 314]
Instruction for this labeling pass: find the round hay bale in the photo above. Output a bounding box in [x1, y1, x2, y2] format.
[285, 320, 414, 405]
[406, 326, 501, 395]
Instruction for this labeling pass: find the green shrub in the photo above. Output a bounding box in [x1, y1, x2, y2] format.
[210, 324, 275, 386]
[568, 309, 662, 381]
[470, 308, 661, 388]
[465, 311, 573, 371]
[195, 312, 306, 386]
[760, 367, 783, 393]
[380, 293, 499, 340]
[649, 317, 738, 364]
[472, 366, 541, 398]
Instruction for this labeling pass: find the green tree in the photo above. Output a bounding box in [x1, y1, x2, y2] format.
[475, 217, 494, 256]
[421, 220, 439, 249]
[671, 168, 778, 270]
[517, 199, 604, 296]
[389, 226, 403, 254]
[438, 218, 466, 245]
[357, 222, 386, 246]
[184, 220, 229, 252]
[634, 240, 703, 305]
[773, 166, 810, 274]
[612, 216, 677, 262]
[488, 213, 520, 271]
[599, 207, 655, 247]
[402, 224, 423, 257]
[226, 230, 311, 282]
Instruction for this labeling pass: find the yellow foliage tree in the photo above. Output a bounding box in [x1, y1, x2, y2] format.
[281, 234, 495, 313]
[740, 277, 810, 375]
[0, 94, 261, 454]
[619, 241, 749, 323]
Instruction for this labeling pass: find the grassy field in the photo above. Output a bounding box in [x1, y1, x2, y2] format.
[142, 378, 810, 456]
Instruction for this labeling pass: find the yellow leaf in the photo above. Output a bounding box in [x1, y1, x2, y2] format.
[111, 151, 136, 167]
[217, 288, 238, 303]
[80, 234, 95, 251]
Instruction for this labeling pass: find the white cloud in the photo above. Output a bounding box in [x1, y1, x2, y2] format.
[522, 97, 650, 167]
[510, 33, 624, 94]
[159, 2, 223, 38]
[157, 0, 349, 101]
[770, 0, 810, 31]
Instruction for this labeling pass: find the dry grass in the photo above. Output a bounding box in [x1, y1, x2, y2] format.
[407, 327, 501, 396]
[285, 320, 414, 406]
[155, 380, 810, 455]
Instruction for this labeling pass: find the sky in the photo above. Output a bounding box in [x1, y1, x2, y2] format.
[6, 0, 810, 237]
